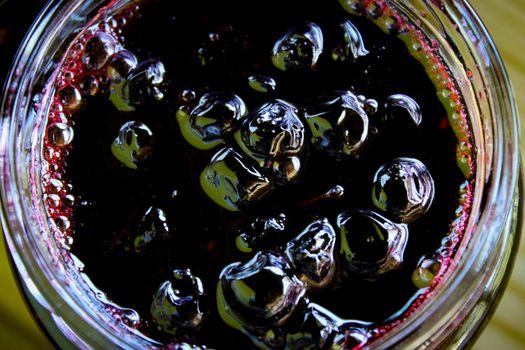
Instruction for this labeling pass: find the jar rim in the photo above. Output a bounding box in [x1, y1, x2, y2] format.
[0, 0, 520, 349]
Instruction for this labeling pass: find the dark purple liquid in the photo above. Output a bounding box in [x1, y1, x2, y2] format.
[43, 0, 474, 348]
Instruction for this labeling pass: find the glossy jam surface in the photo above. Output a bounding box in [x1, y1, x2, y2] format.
[42, 0, 473, 348]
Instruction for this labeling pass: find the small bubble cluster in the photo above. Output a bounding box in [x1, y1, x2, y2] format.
[175, 19, 431, 211]
[181, 84, 416, 211]
[218, 217, 379, 348]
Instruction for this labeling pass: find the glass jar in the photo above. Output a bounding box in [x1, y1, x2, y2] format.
[0, 0, 521, 348]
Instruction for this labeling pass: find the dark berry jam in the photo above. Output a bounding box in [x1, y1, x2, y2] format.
[42, 0, 474, 348]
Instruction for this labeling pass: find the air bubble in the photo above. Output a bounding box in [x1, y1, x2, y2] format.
[208, 32, 220, 41]
[285, 218, 337, 288]
[79, 74, 99, 96]
[55, 112, 68, 124]
[286, 303, 369, 350]
[51, 102, 64, 113]
[117, 16, 127, 27]
[366, 0, 385, 18]
[337, 209, 409, 276]
[385, 94, 422, 126]
[47, 122, 74, 147]
[248, 75, 277, 93]
[48, 178, 64, 194]
[64, 194, 75, 207]
[269, 156, 302, 184]
[72, 42, 84, 55]
[286, 303, 340, 349]
[107, 49, 138, 83]
[305, 91, 369, 158]
[63, 71, 74, 82]
[364, 98, 378, 114]
[237, 99, 305, 160]
[54, 215, 71, 231]
[110, 59, 166, 111]
[111, 121, 154, 169]
[235, 214, 286, 252]
[236, 234, 253, 253]
[439, 247, 452, 258]
[272, 22, 324, 71]
[177, 92, 247, 150]
[333, 20, 369, 62]
[200, 147, 273, 211]
[107, 16, 118, 29]
[116, 306, 141, 328]
[134, 58, 166, 85]
[150, 269, 206, 334]
[134, 207, 170, 253]
[43, 147, 54, 162]
[412, 254, 442, 289]
[372, 157, 434, 223]
[181, 89, 196, 102]
[58, 85, 83, 111]
[46, 194, 61, 208]
[218, 251, 305, 326]
[388, 16, 402, 34]
[82, 32, 116, 70]
[331, 325, 369, 349]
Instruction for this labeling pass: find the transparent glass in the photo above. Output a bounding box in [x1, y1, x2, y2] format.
[0, 0, 521, 349]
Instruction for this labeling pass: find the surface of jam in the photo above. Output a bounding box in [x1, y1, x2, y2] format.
[42, 0, 474, 348]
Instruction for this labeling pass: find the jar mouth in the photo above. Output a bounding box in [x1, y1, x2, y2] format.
[0, 0, 520, 349]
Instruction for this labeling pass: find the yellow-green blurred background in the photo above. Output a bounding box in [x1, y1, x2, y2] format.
[1, 0, 524, 349]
